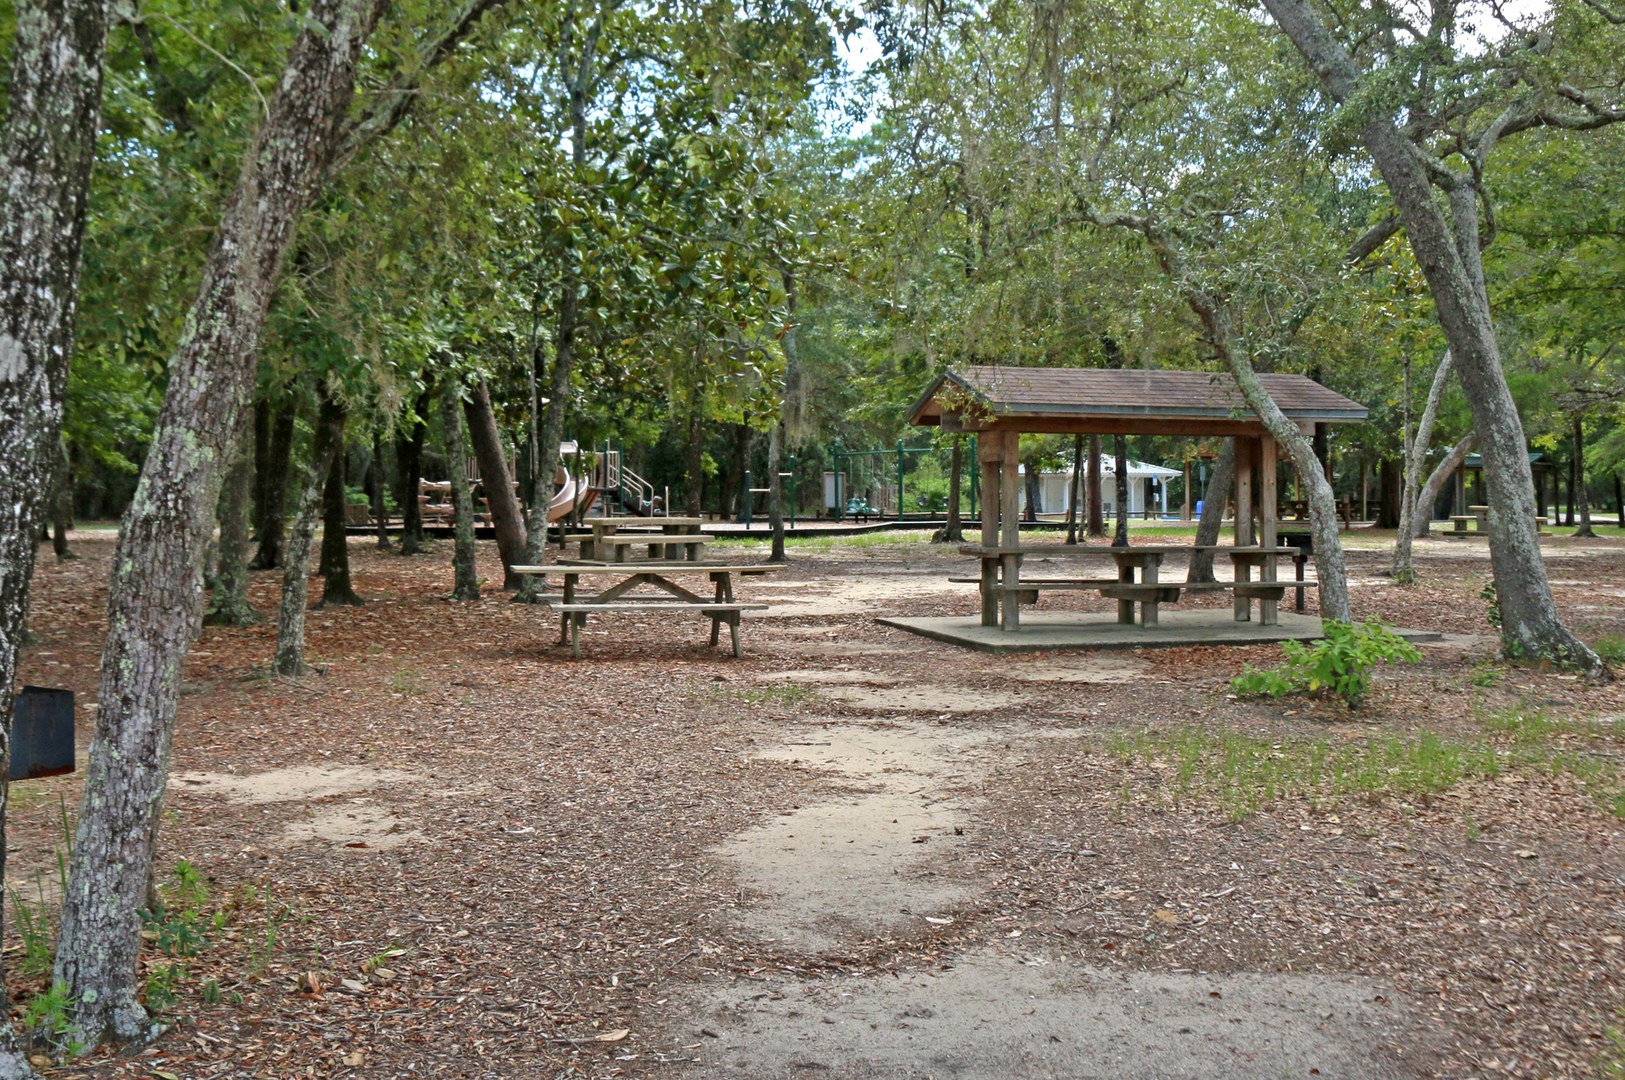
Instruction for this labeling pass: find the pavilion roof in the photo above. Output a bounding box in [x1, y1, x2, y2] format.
[908, 365, 1367, 434]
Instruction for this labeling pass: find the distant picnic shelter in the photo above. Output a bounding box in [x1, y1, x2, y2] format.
[907, 366, 1369, 634]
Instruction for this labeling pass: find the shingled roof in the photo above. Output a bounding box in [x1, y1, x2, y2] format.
[908, 365, 1367, 431]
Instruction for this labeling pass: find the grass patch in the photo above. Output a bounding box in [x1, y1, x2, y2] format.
[710, 682, 815, 707]
[1104, 728, 1501, 820]
[708, 529, 938, 553]
[1105, 707, 1625, 822]
[1593, 633, 1625, 666]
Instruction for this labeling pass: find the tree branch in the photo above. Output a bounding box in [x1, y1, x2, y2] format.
[332, 0, 508, 169]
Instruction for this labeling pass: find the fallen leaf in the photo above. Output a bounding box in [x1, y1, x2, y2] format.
[596, 1028, 630, 1042]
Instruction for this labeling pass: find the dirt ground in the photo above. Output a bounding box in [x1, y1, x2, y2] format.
[9, 527, 1625, 1079]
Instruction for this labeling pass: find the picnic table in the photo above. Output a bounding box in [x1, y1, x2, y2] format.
[953, 544, 1296, 628]
[575, 516, 708, 562]
[513, 562, 782, 658]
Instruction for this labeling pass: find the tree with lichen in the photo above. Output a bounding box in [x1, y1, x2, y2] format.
[53, 0, 512, 1046]
[0, 0, 109, 1072]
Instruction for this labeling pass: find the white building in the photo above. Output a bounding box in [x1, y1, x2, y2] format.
[1020, 456, 1181, 518]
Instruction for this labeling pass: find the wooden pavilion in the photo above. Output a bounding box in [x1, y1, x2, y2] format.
[906, 366, 1368, 635]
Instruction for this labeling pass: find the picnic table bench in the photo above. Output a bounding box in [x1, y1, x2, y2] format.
[513, 562, 782, 658]
[954, 543, 1296, 628]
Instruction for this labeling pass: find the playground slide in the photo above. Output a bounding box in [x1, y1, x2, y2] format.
[547, 473, 598, 523]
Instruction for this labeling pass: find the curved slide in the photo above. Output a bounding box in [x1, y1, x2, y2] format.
[547, 472, 598, 522]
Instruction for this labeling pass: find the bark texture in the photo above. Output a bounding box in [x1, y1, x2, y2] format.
[55, 0, 389, 1045]
[1262, 0, 1601, 672]
[273, 393, 347, 675]
[440, 383, 481, 601]
[464, 378, 525, 586]
[0, 1, 109, 1071]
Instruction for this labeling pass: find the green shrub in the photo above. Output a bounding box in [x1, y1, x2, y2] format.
[1231, 620, 1423, 707]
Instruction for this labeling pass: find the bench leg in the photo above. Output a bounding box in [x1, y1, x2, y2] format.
[729, 613, 742, 658]
[1141, 600, 1159, 628]
[1233, 566, 1251, 622]
[1294, 555, 1306, 614]
[570, 614, 582, 659]
[710, 615, 721, 648]
[979, 560, 998, 627]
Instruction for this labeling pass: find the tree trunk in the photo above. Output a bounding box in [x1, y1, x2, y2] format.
[1572, 413, 1595, 538]
[1112, 435, 1130, 546]
[770, 261, 801, 560]
[55, 1, 390, 1045]
[0, 3, 108, 1070]
[464, 377, 525, 587]
[369, 428, 392, 549]
[514, 21, 598, 601]
[1615, 472, 1623, 530]
[317, 410, 363, 607]
[204, 435, 260, 626]
[683, 408, 705, 518]
[51, 436, 76, 560]
[250, 399, 297, 569]
[441, 381, 481, 600]
[767, 419, 788, 560]
[1086, 434, 1104, 537]
[395, 386, 431, 556]
[1263, 0, 1601, 671]
[1063, 434, 1082, 544]
[1414, 433, 1477, 537]
[729, 423, 752, 522]
[932, 435, 965, 544]
[1023, 449, 1041, 523]
[1393, 352, 1454, 582]
[273, 391, 347, 676]
[318, 445, 346, 577]
[1188, 440, 1235, 583]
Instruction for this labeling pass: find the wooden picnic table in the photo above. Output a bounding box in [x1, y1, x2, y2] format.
[576, 516, 708, 562]
[512, 561, 783, 658]
[953, 544, 1297, 628]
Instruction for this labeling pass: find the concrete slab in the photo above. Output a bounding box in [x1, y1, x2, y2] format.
[878, 609, 1440, 654]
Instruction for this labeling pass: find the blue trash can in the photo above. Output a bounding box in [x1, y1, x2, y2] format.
[1195, 500, 1205, 516]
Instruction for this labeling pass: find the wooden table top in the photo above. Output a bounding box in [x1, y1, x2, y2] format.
[588, 516, 704, 529]
[515, 563, 784, 575]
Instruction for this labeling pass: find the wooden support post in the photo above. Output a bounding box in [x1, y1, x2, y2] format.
[1259, 435, 1279, 625]
[978, 433, 1003, 627]
[999, 434, 1022, 630]
[1233, 436, 1254, 621]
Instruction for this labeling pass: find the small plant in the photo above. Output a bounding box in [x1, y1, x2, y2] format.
[1481, 579, 1501, 629]
[1231, 620, 1423, 707]
[8, 887, 56, 980]
[143, 961, 186, 1015]
[23, 979, 85, 1059]
[1593, 634, 1625, 666]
